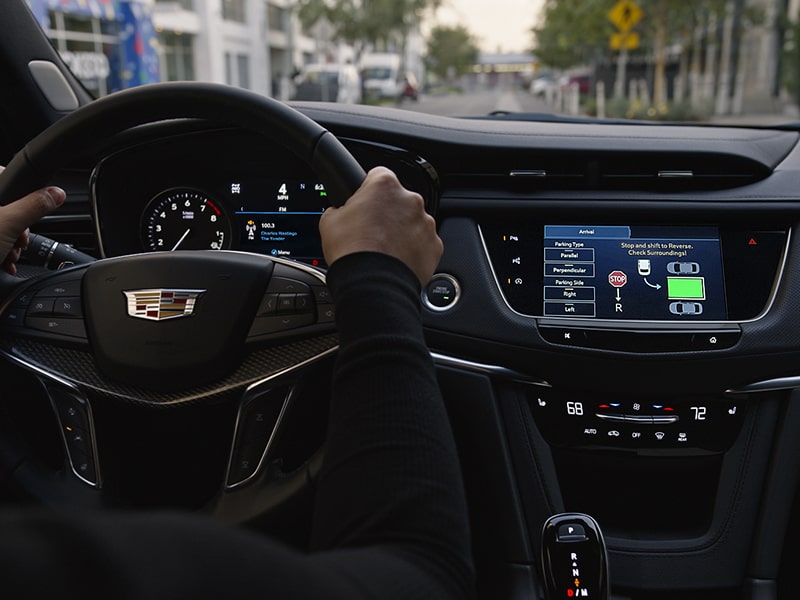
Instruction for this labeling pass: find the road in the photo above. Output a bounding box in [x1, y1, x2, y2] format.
[391, 86, 794, 126]
[393, 87, 554, 118]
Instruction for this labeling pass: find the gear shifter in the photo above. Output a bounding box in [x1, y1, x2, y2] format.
[541, 513, 609, 600]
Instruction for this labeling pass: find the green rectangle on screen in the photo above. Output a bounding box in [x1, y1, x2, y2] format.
[667, 277, 705, 300]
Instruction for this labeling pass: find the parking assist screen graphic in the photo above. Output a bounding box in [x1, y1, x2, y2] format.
[542, 225, 727, 320]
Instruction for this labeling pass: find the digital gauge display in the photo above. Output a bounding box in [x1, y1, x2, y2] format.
[231, 178, 330, 266]
[141, 188, 232, 251]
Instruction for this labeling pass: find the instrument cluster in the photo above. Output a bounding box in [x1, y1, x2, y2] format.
[92, 126, 438, 266]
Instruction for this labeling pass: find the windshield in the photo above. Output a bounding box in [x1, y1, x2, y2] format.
[25, 0, 799, 125]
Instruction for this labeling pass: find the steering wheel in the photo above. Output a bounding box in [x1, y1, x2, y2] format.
[0, 82, 365, 518]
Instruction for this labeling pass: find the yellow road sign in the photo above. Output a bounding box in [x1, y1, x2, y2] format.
[610, 32, 640, 50]
[608, 0, 643, 33]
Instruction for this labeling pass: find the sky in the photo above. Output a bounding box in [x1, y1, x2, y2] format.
[431, 0, 544, 55]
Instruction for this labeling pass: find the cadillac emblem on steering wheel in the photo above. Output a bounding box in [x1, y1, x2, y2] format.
[123, 288, 205, 321]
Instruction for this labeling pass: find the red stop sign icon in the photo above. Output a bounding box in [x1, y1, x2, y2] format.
[608, 270, 627, 287]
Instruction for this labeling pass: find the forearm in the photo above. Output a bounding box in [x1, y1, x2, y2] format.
[311, 252, 474, 598]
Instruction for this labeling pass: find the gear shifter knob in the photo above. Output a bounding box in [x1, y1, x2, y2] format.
[541, 513, 609, 600]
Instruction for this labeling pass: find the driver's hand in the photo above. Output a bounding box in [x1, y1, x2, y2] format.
[319, 167, 442, 286]
[0, 166, 66, 275]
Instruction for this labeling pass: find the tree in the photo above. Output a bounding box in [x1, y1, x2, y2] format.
[297, 0, 440, 54]
[425, 25, 479, 80]
[532, 0, 746, 114]
[532, 0, 613, 70]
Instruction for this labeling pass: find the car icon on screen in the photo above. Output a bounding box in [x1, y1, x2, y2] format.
[669, 301, 703, 315]
[667, 261, 700, 274]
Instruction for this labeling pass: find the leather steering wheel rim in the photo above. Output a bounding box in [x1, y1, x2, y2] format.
[0, 81, 366, 207]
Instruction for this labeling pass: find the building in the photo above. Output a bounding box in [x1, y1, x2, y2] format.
[26, 0, 358, 100]
[27, 0, 160, 96]
[152, 0, 355, 99]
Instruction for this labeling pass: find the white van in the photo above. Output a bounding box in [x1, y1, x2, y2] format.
[360, 53, 401, 100]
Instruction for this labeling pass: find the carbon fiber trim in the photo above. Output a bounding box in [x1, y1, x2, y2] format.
[0, 334, 338, 407]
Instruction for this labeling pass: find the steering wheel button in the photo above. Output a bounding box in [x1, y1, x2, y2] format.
[27, 298, 54, 316]
[240, 397, 284, 443]
[317, 304, 336, 323]
[267, 276, 310, 294]
[12, 291, 34, 307]
[26, 316, 87, 339]
[51, 391, 90, 427]
[312, 286, 332, 303]
[2, 309, 25, 326]
[258, 293, 279, 315]
[53, 297, 82, 317]
[65, 426, 92, 457]
[295, 293, 313, 312]
[68, 449, 97, 484]
[249, 313, 315, 337]
[37, 278, 82, 297]
[229, 442, 265, 484]
[277, 294, 296, 312]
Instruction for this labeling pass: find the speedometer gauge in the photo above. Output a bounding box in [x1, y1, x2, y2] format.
[141, 188, 232, 252]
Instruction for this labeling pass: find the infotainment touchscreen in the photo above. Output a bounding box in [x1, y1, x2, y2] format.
[542, 225, 728, 320]
[482, 221, 786, 322]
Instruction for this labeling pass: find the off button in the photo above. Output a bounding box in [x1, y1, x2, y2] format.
[424, 274, 461, 311]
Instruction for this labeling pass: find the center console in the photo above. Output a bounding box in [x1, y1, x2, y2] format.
[441, 219, 798, 596]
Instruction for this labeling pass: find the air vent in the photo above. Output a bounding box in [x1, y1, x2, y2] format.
[30, 169, 98, 258]
[444, 150, 770, 193]
[446, 153, 587, 190]
[32, 215, 97, 257]
[596, 153, 768, 191]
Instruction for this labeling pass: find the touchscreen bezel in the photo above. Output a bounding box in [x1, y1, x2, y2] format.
[479, 222, 789, 323]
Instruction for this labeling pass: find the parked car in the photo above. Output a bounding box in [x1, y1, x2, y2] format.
[291, 63, 362, 104]
[530, 73, 555, 96]
[559, 73, 593, 95]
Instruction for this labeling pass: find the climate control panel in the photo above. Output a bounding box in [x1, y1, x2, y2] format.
[528, 387, 745, 453]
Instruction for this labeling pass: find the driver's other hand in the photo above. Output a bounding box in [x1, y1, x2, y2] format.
[319, 166, 443, 286]
[0, 166, 66, 275]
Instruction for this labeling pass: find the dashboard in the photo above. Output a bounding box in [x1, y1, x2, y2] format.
[5, 1, 800, 595]
[9, 101, 800, 600]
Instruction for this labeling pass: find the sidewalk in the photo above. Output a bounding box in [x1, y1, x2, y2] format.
[494, 89, 800, 126]
[710, 112, 798, 126]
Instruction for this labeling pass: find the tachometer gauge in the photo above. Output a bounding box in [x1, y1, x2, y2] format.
[141, 188, 232, 252]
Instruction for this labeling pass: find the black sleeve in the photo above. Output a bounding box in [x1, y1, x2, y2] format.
[0, 252, 474, 600]
[310, 252, 475, 599]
